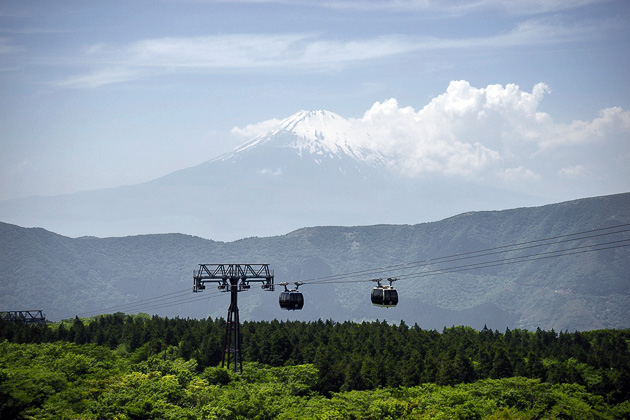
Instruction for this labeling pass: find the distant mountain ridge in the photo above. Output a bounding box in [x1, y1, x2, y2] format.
[0, 108, 549, 241]
[1, 193, 628, 331]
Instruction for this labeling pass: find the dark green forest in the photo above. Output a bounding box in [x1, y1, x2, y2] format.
[1, 314, 630, 419]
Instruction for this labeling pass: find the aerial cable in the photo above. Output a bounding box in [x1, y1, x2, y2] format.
[127, 291, 225, 313]
[307, 239, 630, 285]
[107, 291, 223, 314]
[74, 287, 193, 317]
[307, 241, 629, 285]
[401, 241, 630, 282]
[399, 239, 630, 281]
[76, 288, 191, 316]
[302, 224, 629, 284]
[74, 290, 224, 318]
[301, 223, 630, 285]
[399, 228, 630, 268]
[313, 239, 630, 284]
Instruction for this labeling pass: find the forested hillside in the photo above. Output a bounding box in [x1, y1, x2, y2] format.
[1, 315, 629, 419]
[1, 193, 629, 331]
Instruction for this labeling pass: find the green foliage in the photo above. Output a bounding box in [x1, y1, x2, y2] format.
[90, 371, 196, 420]
[3, 316, 630, 400]
[276, 378, 617, 420]
[1, 317, 630, 419]
[0, 341, 626, 420]
[136, 352, 198, 386]
[0, 340, 125, 419]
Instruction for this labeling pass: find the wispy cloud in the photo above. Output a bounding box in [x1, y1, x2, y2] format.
[203, 0, 609, 15]
[58, 18, 595, 88]
[56, 68, 146, 89]
[61, 33, 421, 88]
[0, 38, 23, 54]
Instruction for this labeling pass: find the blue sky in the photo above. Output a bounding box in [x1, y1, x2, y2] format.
[1, 0, 629, 201]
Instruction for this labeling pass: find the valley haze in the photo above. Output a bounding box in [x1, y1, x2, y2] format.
[1, 89, 628, 242]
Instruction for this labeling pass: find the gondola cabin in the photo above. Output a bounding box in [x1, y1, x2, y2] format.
[371, 278, 398, 308]
[279, 282, 304, 310]
[279, 291, 304, 310]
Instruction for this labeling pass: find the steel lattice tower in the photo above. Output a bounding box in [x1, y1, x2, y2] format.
[193, 264, 274, 373]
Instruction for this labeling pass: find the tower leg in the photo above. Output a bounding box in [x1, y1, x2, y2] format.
[221, 277, 242, 373]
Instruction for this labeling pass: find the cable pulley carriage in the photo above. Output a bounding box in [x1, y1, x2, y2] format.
[371, 277, 398, 307]
[278, 282, 304, 310]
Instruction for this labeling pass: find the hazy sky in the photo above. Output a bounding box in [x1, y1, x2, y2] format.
[1, 0, 629, 201]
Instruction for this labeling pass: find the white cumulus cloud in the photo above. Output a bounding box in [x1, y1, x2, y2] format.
[541, 106, 630, 148]
[231, 118, 284, 138]
[233, 80, 629, 197]
[350, 81, 554, 177]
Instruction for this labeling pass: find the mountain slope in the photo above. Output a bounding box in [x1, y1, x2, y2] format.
[1, 193, 628, 331]
[0, 109, 547, 241]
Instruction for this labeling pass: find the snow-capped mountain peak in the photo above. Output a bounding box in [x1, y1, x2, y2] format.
[276, 109, 349, 139]
[221, 109, 388, 165]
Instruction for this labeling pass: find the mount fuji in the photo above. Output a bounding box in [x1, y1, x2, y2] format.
[0, 110, 545, 241]
[223, 110, 389, 165]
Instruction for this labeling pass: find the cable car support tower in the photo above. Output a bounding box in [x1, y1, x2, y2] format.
[193, 264, 274, 373]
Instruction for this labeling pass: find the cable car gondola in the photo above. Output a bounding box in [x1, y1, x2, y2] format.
[371, 278, 398, 308]
[279, 282, 304, 310]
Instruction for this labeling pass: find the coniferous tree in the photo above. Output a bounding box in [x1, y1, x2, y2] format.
[71, 316, 88, 345]
[490, 346, 513, 379]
